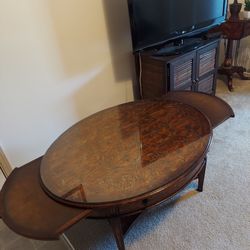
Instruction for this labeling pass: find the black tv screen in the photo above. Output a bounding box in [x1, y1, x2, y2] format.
[128, 0, 228, 51]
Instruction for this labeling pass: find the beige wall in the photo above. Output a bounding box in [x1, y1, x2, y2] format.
[0, 0, 134, 168]
[1, 0, 249, 168]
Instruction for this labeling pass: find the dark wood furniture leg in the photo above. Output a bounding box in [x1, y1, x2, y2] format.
[218, 67, 233, 91]
[219, 39, 235, 91]
[219, 39, 250, 91]
[108, 217, 126, 250]
[236, 66, 250, 80]
[197, 158, 207, 192]
[108, 213, 141, 250]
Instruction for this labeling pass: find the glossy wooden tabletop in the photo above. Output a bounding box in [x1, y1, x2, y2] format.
[40, 99, 212, 206]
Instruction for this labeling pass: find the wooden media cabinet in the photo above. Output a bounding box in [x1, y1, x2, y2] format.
[135, 38, 220, 99]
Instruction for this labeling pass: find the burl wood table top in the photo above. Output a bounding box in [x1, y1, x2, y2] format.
[40, 99, 212, 207]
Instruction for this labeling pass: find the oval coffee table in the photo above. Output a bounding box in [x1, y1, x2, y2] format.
[40, 98, 212, 249]
[0, 92, 234, 250]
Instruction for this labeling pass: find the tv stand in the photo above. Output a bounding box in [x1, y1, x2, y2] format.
[135, 38, 220, 98]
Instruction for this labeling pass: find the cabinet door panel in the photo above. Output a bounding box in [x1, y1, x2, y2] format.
[173, 82, 194, 91]
[197, 43, 218, 79]
[169, 52, 196, 91]
[197, 74, 215, 95]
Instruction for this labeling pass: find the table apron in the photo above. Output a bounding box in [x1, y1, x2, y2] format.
[89, 156, 206, 218]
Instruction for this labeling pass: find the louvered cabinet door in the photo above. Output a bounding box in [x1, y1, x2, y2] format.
[169, 52, 196, 91]
[196, 42, 219, 95]
[197, 74, 215, 95]
[137, 39, 220, 98]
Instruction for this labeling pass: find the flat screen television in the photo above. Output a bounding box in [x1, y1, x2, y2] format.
[127, 0, 228, 52]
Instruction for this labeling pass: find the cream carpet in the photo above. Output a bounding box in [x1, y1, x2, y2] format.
[66, 79, 250, 250]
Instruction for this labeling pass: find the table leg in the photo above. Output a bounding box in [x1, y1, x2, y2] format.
[219, 39, 235, 91]
[223, 39, 234, 68]
[235, 66, 250, 80]
[108, 212, 142, 250]
[197, 158, 207, 192]
[108, 217, 125, 250]
[219, 39, 250, 91]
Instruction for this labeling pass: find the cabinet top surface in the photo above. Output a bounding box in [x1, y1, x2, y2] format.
[40, 99, 211, 206]
[140, 38, 219, 62]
